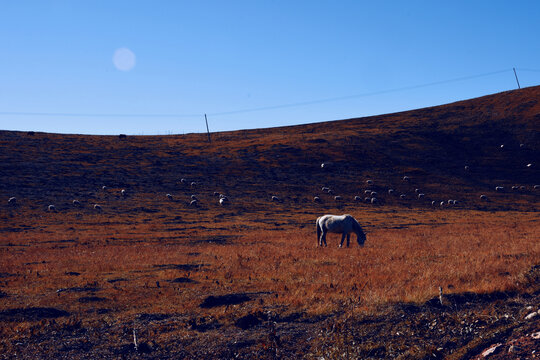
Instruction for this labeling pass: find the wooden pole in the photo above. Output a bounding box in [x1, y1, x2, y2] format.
[204, 114, 211, 143]
[513, 68, 521, 89]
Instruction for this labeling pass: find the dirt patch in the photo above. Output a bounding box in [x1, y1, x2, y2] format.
[200, 293, 252, 308]
[0, 307, 70, 321]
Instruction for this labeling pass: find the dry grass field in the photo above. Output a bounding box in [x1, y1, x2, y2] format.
[1, 86, 539, 358]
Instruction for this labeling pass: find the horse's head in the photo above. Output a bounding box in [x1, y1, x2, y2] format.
[356, 229, 366, 246]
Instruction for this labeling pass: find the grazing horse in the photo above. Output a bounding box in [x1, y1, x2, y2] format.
[316, 214, 366, 248]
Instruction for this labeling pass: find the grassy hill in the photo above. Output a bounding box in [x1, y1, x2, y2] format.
[0, 86, 539, 359]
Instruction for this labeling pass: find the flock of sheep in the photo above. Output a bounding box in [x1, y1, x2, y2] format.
[5, 142, 536, 213]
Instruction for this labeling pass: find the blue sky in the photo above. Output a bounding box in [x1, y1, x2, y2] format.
[1, 1, 539, 135]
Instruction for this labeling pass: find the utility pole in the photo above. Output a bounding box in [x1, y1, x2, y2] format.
[513, 68, 521, 89]
[204, 114, 211, 143]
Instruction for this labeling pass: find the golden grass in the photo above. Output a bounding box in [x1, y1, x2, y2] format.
[1, 208, 538, 326]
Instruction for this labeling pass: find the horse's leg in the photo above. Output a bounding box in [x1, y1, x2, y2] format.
[339, 233, 346, 248]
[321, 231, 327, 247]
[346, 233, 351, 247]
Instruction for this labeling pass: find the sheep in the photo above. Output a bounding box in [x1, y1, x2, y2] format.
[313, 196, 321, 202]
[191, 195, 198, 201]
[366, 180, 373, 185]
[480, 194, 488, 201]
[334, 195, 342, 201]
[94, 204, 102, 211]
[440, 201, 445, 207]
[370, 197, 377, 204]
[364, 197, 371, 203]
[388, 189, 394, 195]
[464, 165, 470, 171]
[102, 185, 107, 191]
[512, 186, 518, 191]
[418, 193, 425, 199]
[219, 197, 228, 206]
[354, 195, 362, 201]
[166, 194, 173, 200]
[370, 191, 378, 197]
[431, 200, 436, 206]
[495, 186, 504, 192]
[121, 189, 127, 197]
[190, 182, 197, 188]
[327, 189, 334, 194]
[534, 185, 540, 190]
[48, 204, 56, 212]
[453, 200, 459, 205]
[447, 200, 453, 205]
[415, 189, 421, 194]
[213, 191, 220, 197]
[364, 190, 372, 195]
[72, 200, 81, 207]
[403, 176, 410, 182]
[8, 197, 16, 205]
[520, 186, 525, 191]
[400, 194, 406, 199]
[219, 194, 227, 199]
[526, 163, 532, 168]
[271, 195, 280, 202]
[500, 144, 505, 149]
[321, 187, 330, 192]
[189, 199, 198, 207]
[520, 143, 525, 148]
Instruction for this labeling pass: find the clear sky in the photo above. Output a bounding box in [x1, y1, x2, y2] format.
[1, 1, 539, 135]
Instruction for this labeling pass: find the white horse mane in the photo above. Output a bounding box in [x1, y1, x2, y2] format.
[316, 214, 366, 248]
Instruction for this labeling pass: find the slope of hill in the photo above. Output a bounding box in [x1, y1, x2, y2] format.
[0, 86, 539, 359]
[1, 86, 538, 212]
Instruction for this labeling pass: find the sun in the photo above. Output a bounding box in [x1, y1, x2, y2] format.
[113, 47, 136, 72]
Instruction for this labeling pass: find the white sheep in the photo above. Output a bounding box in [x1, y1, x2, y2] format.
[334, 195, 342, 201]
[327, 189, 334, 194]
[464, 165, 470, 171]
[313, 196, 321, 202]
[8, 197, 16, 205]
[189, 199, 198, 207]
[366, 180, 373, 185]
[370, 191, 378, 197]
[48, 204, 56, 212]
[418, 193, 425, 199]
[271, 195, 280, 202]
[370, 197, 377, 204]
[403, 176, 410, 182]
[388, 189, 394, 195]
[534, 185, 540, 190]
[512, 186, 518, 190]
[321, 187, 330, 192]
[431, 201, 436, 206]
[219, 194, 227, 199]
[364, 197, 371, 203]
[190, 182, 197, 188]
[520, 186, 525, 191]
[94, 204, 102, 211]
[440, 201, 445, 207]
[400, 194, 406, 199]
[213, 191, 220, 197]
[354, 196, 362, 201]
[526, 163, 532, 168]
[364, 190, 372, 194]
[72, 200, 81, 207]
[219, 197, 228, 206]
[495, 186, 504, 192]
[166, 194, 173, 200]
[415, 189, 421, 194]
[121, 189, 126, 197]
[102, 185, 107, 191]
[180, 178, 187, 184]
[191, 195, 198, 201]
[480, 194, 488, 200]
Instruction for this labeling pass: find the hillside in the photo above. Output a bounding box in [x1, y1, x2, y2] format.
[1, 86, 539, 213]
[0, 86, 539, 359]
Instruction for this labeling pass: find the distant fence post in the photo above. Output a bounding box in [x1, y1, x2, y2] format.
[513, 68, 521, 89]
[205, 114, 211, 143]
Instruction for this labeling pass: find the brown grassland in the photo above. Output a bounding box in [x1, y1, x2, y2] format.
[0, 86, 539, 358]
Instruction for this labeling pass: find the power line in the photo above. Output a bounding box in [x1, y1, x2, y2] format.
[0, 68, 517, 119]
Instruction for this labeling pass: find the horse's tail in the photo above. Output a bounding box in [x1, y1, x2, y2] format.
[316, 217, 321, 245]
